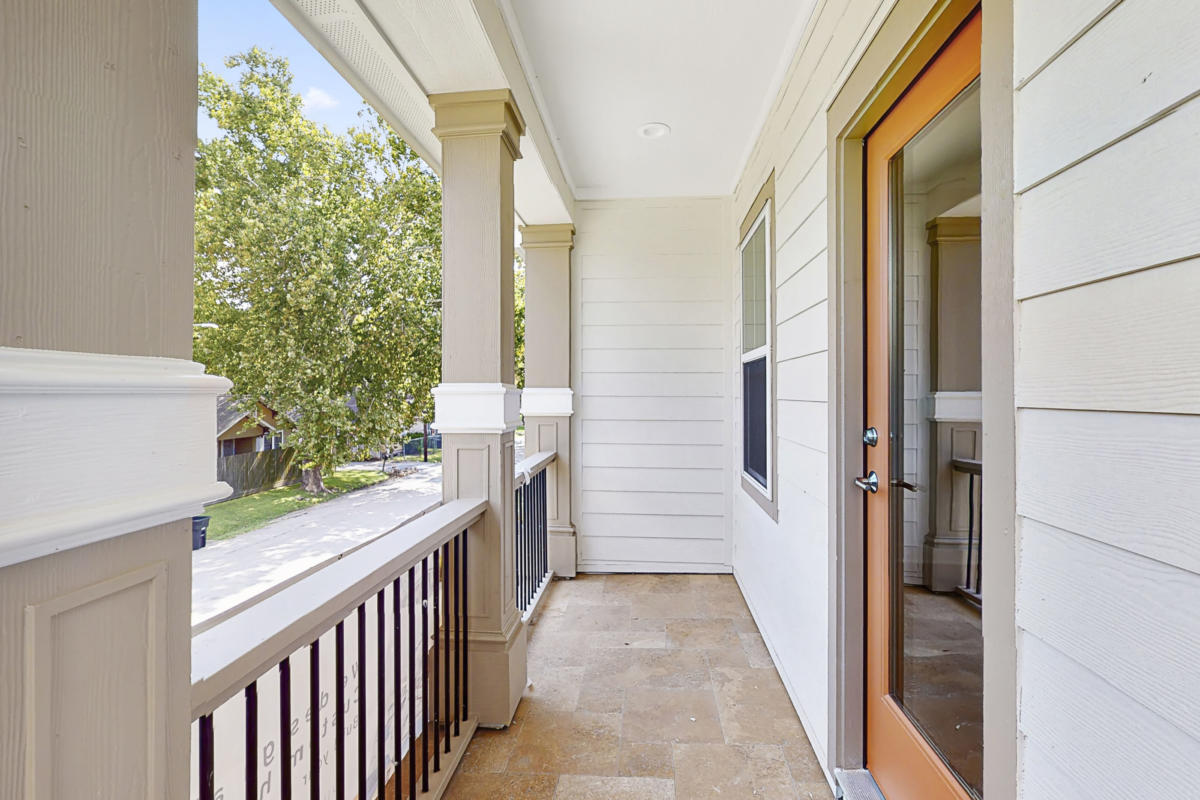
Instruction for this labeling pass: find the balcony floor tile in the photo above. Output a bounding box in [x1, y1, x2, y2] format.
[445, 573, 834, 799]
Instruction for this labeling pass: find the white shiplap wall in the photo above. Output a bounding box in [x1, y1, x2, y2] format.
[728, 0, 894, 772]
[1013, 0, 1200, 796]
[572, 198, 733, 572]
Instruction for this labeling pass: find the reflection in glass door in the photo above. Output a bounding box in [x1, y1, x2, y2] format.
[888, 81, 983, 798]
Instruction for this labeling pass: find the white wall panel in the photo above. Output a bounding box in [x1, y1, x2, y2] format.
[1014, 5, 1200, 794]
[578, 323, 725, 350]
[1015, 0, 1200, 190]
[573, 198, 731, 573]
[726, 0, 891, 773]
[1013, 0, 1120, 86]
[1014, 95, 1200, 299]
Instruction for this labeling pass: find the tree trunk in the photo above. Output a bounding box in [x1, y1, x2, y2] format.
[301, 465, 328, 494]
[423, 423, 429, 462]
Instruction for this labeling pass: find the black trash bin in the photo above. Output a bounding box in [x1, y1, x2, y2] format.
[192, 515, 211, 550]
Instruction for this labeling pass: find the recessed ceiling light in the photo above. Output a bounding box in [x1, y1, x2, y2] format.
[638, 122, 671, 139]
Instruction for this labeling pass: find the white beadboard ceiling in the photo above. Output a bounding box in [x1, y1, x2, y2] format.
[502, 0, 819, 199]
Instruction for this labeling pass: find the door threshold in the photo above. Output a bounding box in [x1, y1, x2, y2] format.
[835, 769, 886, 800]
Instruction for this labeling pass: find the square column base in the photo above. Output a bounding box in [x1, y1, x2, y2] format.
[549, 524, 577, 578]
[923, 536, 969, 592]
[469, 621, 527, 728]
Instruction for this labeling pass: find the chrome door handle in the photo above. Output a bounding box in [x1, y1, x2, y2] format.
[854, 471, 879, 494]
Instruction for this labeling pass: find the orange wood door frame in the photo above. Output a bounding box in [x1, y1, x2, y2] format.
[864, 11, 981, 800]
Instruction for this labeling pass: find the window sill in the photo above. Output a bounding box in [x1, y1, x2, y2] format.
[741, 475, 779, 522]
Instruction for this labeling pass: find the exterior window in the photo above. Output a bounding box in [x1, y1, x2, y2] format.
[220, 439, 236, 457]
[741, 203, 771, 493]
[257, 431, 282, 451]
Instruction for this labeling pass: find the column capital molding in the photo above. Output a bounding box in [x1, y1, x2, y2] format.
[520, 387, 574, 417]
[0, 347, 232, 568]
[926, 215, 981, 244]
[519, 223, 575, 251]
[430, 89, 526, 160]
[432, 382, 521, 434]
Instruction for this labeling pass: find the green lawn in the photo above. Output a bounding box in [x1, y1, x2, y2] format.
[392, 449, 443, 463]
[204, 469, 392, 543]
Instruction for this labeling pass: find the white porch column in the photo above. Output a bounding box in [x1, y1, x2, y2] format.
[430, 89, 527, 727]
[519, 224, 577, 577]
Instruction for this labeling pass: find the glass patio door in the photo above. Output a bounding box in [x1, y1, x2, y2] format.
[861, 11, 982, 800]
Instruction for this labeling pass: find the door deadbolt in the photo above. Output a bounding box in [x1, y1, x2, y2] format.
[863, 427, 879, 447]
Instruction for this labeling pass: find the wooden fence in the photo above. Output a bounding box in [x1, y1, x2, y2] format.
[216, 447, 301, 499]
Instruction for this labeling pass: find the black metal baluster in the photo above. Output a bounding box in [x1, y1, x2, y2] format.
[431, 549, 440, 773]
[421, 555, 430, 790]
[335, 621, 345, 800]
[376, 590, 385, 800]
[356, 604, 367, 800]
[542, 471, 548, 581]
[245, 682, 258, 799]
[975, 475, 983, 593]
[407, 568, 416, 800]
[462, 530, 469, 720]
[199, 714, 215, 800]
[514, 480, 523, 609]
[539, 470, 546, 586]
[964, 472, 975, 592]
[443, 540, 451, 754]
[280, 658, 292, 800]
[309, 640, 320, 800]
[968, 473, 977, 592]
[392, 578, 402, 798]
[535, 472, 540, 592]
[525, 478, 532, 607]
[453, 534, 461, 736]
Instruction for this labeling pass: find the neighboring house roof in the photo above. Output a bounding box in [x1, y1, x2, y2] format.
[216, 394, 245, 437]
[216, 394, 281, 438]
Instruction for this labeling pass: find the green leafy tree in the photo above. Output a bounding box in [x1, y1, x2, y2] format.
[194, 49, 441, 492]
[514, 252, 526, 389]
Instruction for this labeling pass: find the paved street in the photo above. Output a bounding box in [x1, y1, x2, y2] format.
[192, 462, 442, 626]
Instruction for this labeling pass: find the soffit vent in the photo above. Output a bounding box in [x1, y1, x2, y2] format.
[274, 0, 442, 171]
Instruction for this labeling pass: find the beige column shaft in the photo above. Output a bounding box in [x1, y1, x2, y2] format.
[520, 224, 577, 577]
[431, 89, 526, 727]
[0, 0, 198, 795]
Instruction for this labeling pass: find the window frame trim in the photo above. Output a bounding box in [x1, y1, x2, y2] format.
[738, 197, 775, 504]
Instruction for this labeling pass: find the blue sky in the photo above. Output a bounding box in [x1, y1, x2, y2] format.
[199, 0, 366, 140]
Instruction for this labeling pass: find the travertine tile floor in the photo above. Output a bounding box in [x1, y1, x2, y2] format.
[445, 574, 835, 800]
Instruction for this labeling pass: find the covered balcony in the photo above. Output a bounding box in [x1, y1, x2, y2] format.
[15, 0, 1192, 798]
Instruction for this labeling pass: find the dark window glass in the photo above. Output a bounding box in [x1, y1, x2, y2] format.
[743, 355, 768, 487]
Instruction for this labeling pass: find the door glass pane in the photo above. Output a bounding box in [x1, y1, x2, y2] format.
[888, 81, 984, 798]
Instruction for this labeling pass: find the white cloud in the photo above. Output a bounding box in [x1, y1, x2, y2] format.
[302, 87, 340, 112]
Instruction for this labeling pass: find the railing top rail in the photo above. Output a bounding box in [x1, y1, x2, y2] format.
[190, 496, 486, 719]
[514, 450, 556, 488]
[951, 457, 983, 475]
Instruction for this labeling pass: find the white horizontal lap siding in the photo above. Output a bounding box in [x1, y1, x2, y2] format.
[572, 198, 731, 573]
[1014, 1, 1200, 795]
[726, 0, 892, 775]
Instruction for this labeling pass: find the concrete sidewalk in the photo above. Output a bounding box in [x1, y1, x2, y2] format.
[192, 462, 442, 626]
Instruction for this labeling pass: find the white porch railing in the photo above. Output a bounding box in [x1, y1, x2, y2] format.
[514, 450, 555, 620]
[190, 498, 485, 800]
